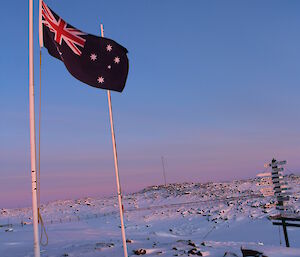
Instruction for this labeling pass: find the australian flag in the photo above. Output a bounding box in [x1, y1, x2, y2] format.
[40, 1, 129, 92]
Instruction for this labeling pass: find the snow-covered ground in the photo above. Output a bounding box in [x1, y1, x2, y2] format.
[1, 175, 300, 257]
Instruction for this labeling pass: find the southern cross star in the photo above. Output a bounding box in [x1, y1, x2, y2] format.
[114, 57, 120, 64]
[90, 53, 97, 61]
[106, 44, 112, 52]
[97, 76, 104, 84]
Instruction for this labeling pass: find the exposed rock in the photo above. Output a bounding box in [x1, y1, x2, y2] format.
[188, 240, 196, 247]
[241, 247, 268, 257]
[187, 248, 202, 256]
[133, 249, 147, 255]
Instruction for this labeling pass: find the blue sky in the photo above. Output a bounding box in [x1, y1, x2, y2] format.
[1, 0, 300, 208]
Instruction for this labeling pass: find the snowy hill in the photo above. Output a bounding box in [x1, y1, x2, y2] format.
[1, 175, 300, 257]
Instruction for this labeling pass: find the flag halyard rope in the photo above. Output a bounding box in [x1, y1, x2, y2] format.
[38, 49, 48, 247]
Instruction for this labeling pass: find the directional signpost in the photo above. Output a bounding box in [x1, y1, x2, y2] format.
[269, 159, 290, 214]
[256, 158, 300, 247]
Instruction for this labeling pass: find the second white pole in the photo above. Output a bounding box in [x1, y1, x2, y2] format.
[100, 24, 129, 257]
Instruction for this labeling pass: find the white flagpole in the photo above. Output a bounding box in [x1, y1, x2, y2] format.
[100, 24, 128, 257]
[29, 0, 41, 256]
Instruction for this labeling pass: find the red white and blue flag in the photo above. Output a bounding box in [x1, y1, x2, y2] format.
[39, 0, 129, 92]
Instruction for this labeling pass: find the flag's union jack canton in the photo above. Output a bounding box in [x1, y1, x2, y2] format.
[42, 1, 86, 56]
[40, 0, 129, 92]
